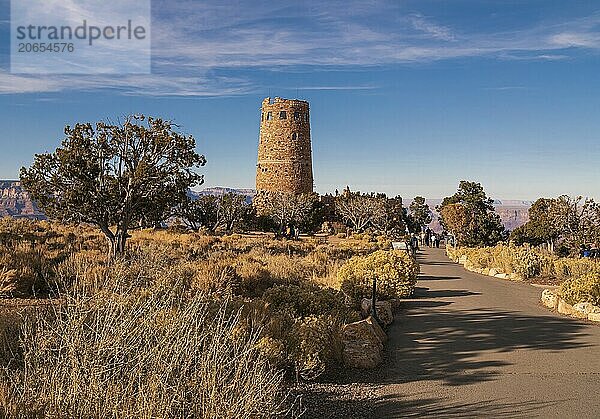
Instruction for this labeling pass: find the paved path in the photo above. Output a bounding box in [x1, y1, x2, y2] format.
[375, 247, 600, 418]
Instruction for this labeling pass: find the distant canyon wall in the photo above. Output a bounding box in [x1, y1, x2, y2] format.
[0, 181, 45, 219]
[423, 199, 530, 233]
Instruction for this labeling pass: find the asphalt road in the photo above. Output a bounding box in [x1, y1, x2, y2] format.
[375, 247, 600, 418]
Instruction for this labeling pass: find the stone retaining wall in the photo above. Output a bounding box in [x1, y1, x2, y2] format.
[540, 288, 600, 322]
[449, 252, 525, 281]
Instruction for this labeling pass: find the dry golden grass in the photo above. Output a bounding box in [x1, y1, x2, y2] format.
[0, 292, 288, 418]
[0, 219, 396, 417]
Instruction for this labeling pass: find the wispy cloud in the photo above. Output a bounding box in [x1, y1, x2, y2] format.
[294, 85, 377, 91]
[482, 86, 529, 91]
[0, 73, 63, 94]
[143, 2, 600, 71]
[534, 54, 569, 60]
[549, 32, 600, 48]
[0, 71, 253, 96]
[409, 13, 455, 41]
[1, 0, 600, 96]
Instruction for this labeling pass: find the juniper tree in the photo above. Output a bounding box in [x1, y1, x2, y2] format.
[438, 181, 505, 247]
[20, 115, 206, 256]
[408, 196, 432, 233]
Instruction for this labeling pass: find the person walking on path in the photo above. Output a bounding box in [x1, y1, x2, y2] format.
[411, 234, 419, 252]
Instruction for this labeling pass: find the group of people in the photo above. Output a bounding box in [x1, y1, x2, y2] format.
[284, 224, 300, 240]
[581, 246, 599, 258]
[408, 228, 442, 254]
[420, 228, 441, 248]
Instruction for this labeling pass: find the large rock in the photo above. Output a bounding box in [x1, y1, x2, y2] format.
[459, 255, 468, 265]
[375, 301, 394, 326]
[360, 299, 394, 326]
[494, 273, 508, 279]
[557, 299, 587, 319]
[509, 273, 523, 281]
[541, 289, 558, 309]
[573, 302, 600, 315]
[0, 180, 45, 219]
[588, 312, 600, 322]
[489, 268, 498, 277]
[387, 298, 402, 311]
[342, 316, 386, 369]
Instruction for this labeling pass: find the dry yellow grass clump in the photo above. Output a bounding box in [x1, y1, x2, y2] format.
[0, 292, 286, 418]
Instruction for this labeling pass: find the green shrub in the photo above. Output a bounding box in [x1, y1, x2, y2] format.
[260, 284, 354, 380]
[537, 254, 556, 278]
[263, 283, 347, 318]
[287, 314, 343, 380]
[553, 258, 600, 280]
[504, 245, 543, 278]
[337, 250, 419, 302]
[464, 247, 494, 269]
[560, 273, 600, 306]
[449, 244, 555, 279]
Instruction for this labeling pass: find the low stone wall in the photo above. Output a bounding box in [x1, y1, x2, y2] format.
[449, 252, 525, 281]
[540, 288, 600, 322]
[341, 298, 400, 368]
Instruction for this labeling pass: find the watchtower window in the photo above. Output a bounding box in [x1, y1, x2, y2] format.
[266, 111, 272, 121]
[294, 111, 301, 121]
[279, 111, 287, 119]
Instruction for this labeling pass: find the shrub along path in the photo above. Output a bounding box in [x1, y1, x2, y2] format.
[372, 247, 600, 417]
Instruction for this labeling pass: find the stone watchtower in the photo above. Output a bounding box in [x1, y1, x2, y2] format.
[256, 97, 313, 196]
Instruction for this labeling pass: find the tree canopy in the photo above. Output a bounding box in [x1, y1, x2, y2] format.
[257, 192, 318, 234]
[334, 190, 408, 237]
[179, 193, 252, 233]
[512, 195, 600, 255]
[408, 196, 432, 233]
[20, 115, 206, 255]
[439, 181, 505, 247]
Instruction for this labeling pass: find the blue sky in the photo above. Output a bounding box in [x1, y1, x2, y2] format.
[1, 0, 599, 200]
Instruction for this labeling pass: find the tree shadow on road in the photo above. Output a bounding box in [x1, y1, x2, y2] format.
[418, 275, 462, 281]
[412, 287, 481, 298]
[294, 385, 562, 418]
[374, 394, 562, 418]
[379, 283, 591, 385]
[312, 283, 593, 418]
[417, 259, 455, 267]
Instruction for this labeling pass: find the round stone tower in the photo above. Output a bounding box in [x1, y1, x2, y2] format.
[256, 97, 313, 195]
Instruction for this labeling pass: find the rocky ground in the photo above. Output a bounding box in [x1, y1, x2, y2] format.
[290, 382, 382, 419]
